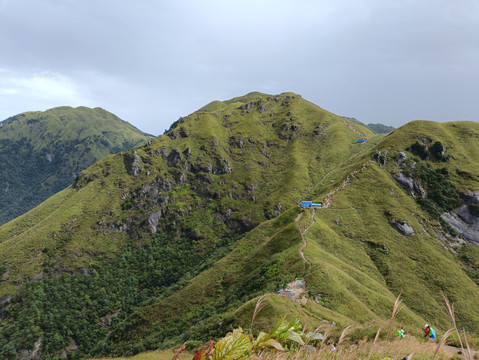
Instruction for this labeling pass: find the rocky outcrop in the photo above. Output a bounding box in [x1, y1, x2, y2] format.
[442, 203, 479, 245]
[462, 190, 479, 205]
[167, 149, 183, 167]
[389, 218, 415, 236]
[213, 158, 232, 174]
[397, 151, 407, 163]
[148, 210, 162, 234]
[373, 150, 388, 166]
[124, 152, 142, 176]
[264, 203, 282, 219]
[393, 173, 413, 190]
[167, 126, 188, 140]
[392, 172, 425, 198]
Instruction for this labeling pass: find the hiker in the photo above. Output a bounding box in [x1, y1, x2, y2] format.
[396, 329, 404, 339]
[423, 324, 436, 341]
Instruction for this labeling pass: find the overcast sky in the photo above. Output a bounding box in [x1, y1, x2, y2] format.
[1, 0, 478, 135]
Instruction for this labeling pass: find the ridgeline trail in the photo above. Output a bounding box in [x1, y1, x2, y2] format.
[297, 208, 314, 272]
[321, 160, 371, 208]
[297, 158, 372, 272]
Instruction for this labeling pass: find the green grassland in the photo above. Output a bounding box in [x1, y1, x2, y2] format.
[0, 93, 478, 359]
[0, 106, 152, 224]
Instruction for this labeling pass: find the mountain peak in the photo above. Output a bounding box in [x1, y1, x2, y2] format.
[0, 106, 152, 224]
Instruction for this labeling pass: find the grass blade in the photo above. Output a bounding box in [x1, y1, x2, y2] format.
[433, 328, 454, 359]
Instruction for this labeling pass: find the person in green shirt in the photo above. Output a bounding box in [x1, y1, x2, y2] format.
[424, 324, 436, 341]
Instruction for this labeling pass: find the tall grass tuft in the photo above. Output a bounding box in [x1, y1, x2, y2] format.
[432, 328, 454, 359]
[463, 328, 473, 360]
[318, 326, 333, 354]
[387, 292, 405, 340]
[250, 295, 268, 333]
[368, 327, 381, 359]
[337, 325, 353, 348]
[440, 290, 469, 359]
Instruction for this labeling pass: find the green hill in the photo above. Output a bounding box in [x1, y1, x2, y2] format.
[0, 93, 477, 359]
[344, 116, 395, 134]
[0, 106, 152, 225]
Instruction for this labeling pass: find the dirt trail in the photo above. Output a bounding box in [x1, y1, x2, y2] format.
[297, 208, 314, 272]
[342, 118, 364, 136]
[321, 160, 371, 208]
[296, 156, 372, 271]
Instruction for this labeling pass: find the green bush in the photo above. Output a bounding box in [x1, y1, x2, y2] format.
[468, 203, 479, 216]
[409, 141, 429, 160]
[429, 141, 447, 161]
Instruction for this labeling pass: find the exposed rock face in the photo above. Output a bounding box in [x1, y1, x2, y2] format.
[397, 151, 407, 163]
[124, 152, 142, 176]
[167, 149, 183, 167]
[463, 190, 479, 205]
[442, 204, 479, 245]
[413, 182, 426, 198]
[392, 172, 425, 198]
[393, 173, 414, 190]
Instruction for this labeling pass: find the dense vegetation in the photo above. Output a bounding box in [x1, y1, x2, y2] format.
[0, 231, 239, 359]
[0, 106, 151, 224]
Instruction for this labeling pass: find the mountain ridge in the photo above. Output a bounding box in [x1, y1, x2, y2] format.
[0, 93, 478, 359]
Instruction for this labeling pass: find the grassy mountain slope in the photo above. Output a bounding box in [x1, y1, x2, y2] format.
[0, 93, 478, 359]
[111, 121, 479, 352]
[0, 106, 152, 224]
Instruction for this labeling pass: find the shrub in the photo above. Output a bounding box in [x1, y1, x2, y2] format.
[410, 141, 429, 160]
[468, 203, 479, 216]
[429, 141, 447, 161]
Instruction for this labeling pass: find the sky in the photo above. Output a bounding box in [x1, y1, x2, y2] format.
[1, 0, 478, 135]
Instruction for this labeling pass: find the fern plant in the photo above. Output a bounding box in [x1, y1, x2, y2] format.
[192, 316, 306, 360]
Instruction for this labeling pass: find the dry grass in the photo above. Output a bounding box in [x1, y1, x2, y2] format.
[251, 295, 269, 332]
[253, 336, 455, 360]
[433, 328, 454, 359]
[440, 290, 473, 360]
[386, 292, 405, 341]
[368, 326, 381, 359]
[336, 325, 353, 349]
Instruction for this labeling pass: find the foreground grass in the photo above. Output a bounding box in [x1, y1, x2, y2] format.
[88, 334, 466, 360]
[90, 349, 191, 360]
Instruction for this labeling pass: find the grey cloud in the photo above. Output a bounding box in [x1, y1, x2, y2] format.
[1, 0, 478, 134]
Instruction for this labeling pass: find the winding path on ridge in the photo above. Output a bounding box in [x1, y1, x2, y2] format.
[296, 158, 373, 272]
[297, 208, 314, 272]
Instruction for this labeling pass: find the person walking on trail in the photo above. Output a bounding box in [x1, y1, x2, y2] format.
[397, 329, 404, 339]
[424, 324, 436, 341]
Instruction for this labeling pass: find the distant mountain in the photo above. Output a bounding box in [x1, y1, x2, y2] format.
[0, 93, 478, 359]
[366, 122, 395, 133]
[344, 117, 395, 133]
[0, 106, 152, 225]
